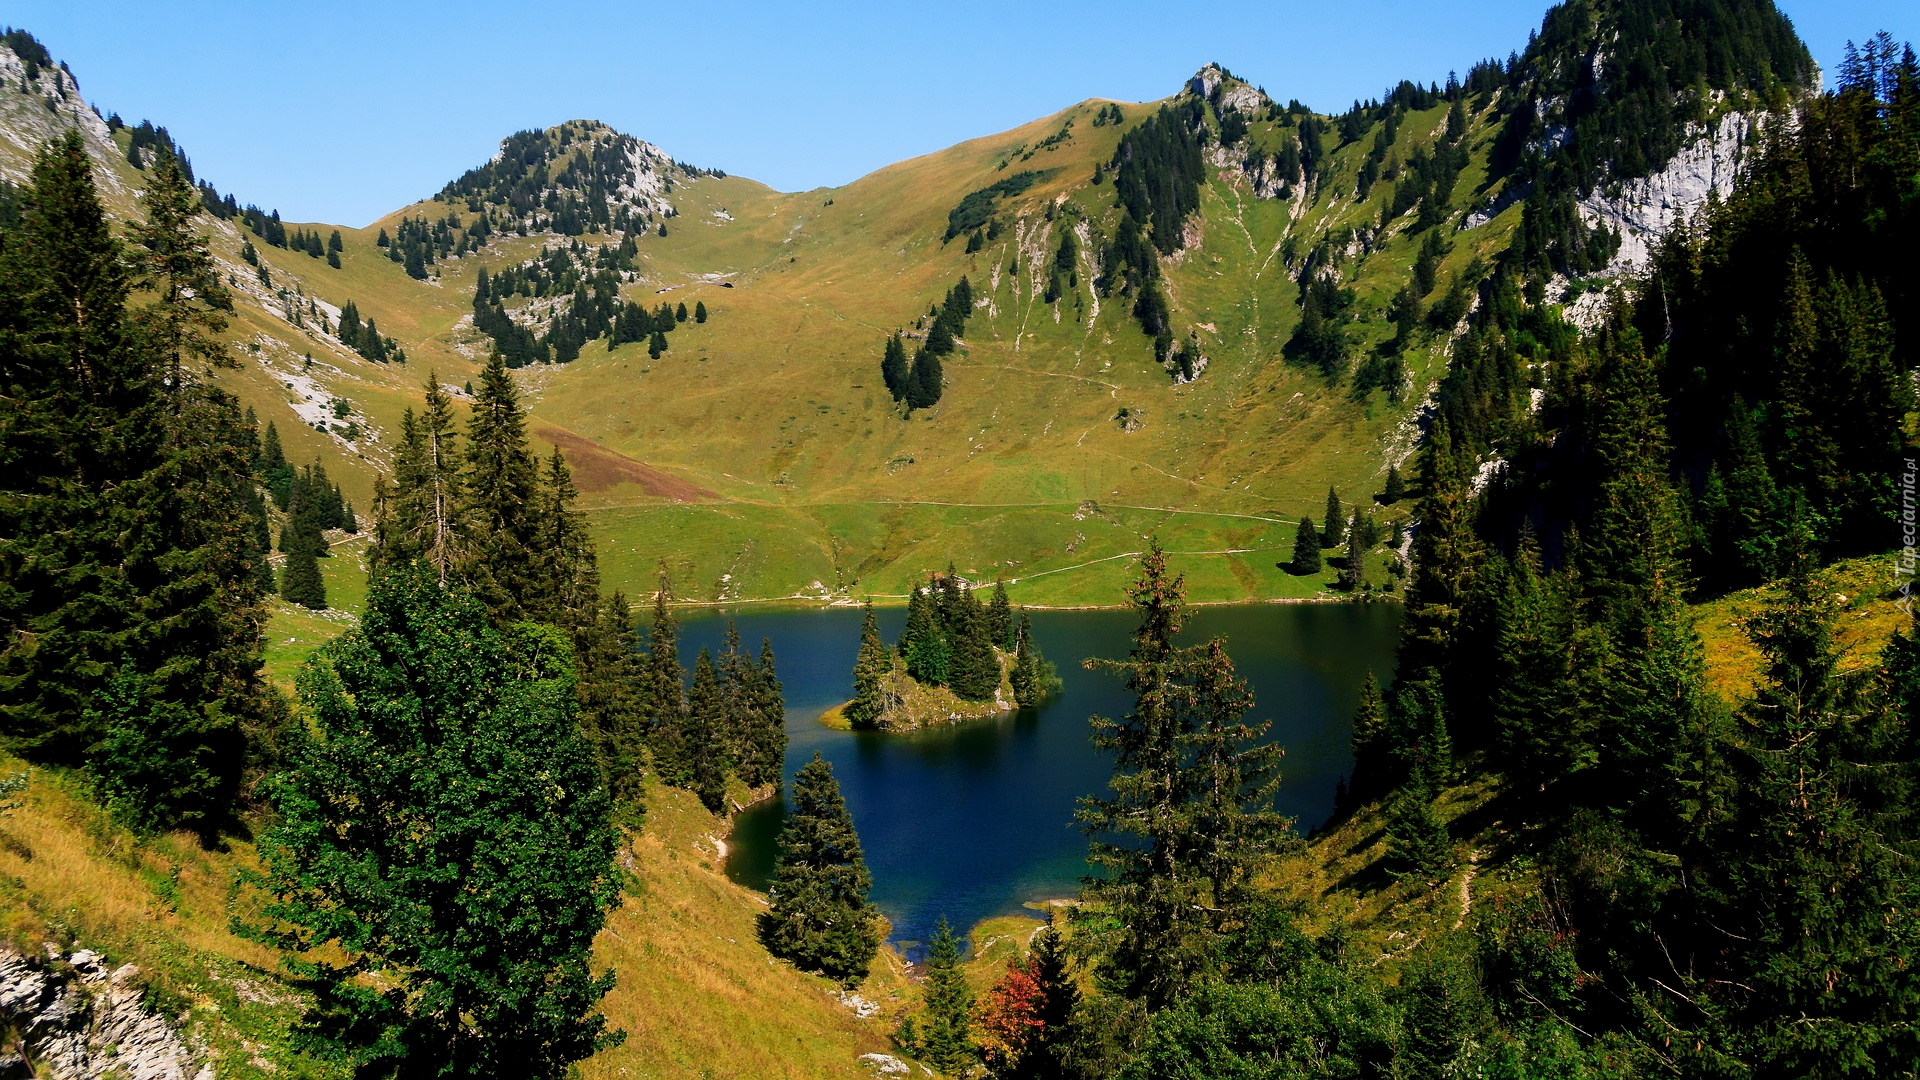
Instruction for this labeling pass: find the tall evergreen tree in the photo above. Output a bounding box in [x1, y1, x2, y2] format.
[643, 566, 688, 786]
[575, 591, 646, 820]
[1289, 516, 1322, 575]
[901, 584, 949, 685]
[987, 580, 1015, 650]
[947, 585, 1000, 703]
[846, 601, 890, 729]
[460, 352, 542, 620]
[915, 916, 977, 1075]
[739, 638, 787, 788]
[1321, 487, 1345, 547]
[880, 333, 910, 400]
[1011, 613, 1044, 709]
[252, 566, 624, 1077]
[685, 647, 728, 813]
[759, 752, 880, 984]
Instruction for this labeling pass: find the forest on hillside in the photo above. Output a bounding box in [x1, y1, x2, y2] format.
[0, 2, 1916, 1078]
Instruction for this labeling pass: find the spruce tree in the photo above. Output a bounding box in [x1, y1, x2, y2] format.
[460, 352, 541, 620]
[642, 566, 689, 786]
[1347, 673, 1387, 799]
[905, 348, 943, 410]
[740, 638, 787, 788]
[1382, 463, 1405, 504]
[1321, 487, 1345, 547]
[575, 591, 646, 819]
[1290, 516, 1322, 574]
[758, 752, 880, 984]
[1076, 539, 1209, 1008]
[373, 377, 464, 582]
[252, 566, 624, 1076]
[916, 916, 977, 1074]
[901, 585, 949, 685]
[686, 647, 729, 813]
[881, 333, 910, 400]
[279, 535, 327, 610]
[846, 602, 890, 729]
[987, 580, 1015, 650]
[946, 585, 1000, 703]
[694, 300, 707, 323]
[1342, 517, 1368, 590]
[1384, 782, 1452, 883]
[1011, 613, 1043, 708]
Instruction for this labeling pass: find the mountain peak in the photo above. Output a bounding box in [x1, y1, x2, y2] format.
[436, 119, 719, 238]
[1186, 62, 1269, 113]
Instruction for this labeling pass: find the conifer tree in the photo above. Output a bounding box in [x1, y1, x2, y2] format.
[905, 348, 943, 410]
[674, 301, 688, 322]
[901, 584, 949, 685]
[915, 916, 977, 1074]
[947, 585, 1000, 703]
[1321, 488, 1345, 547]
[759, 753, 880, 984]
[1384, 782, 1452, 883]
[1076, 540, 1209, 1007]
[881, 333, 910, 400]
[642, 566, 689, 785]
[987, 580, 1015, 650]
[694, 300, 707, 323]
[460, 352, 541, 620]
[739, 638, 787, 788]
[1011, 613, 1044, 708]
[1342, 517, 1368, 590]
[1290, 516, 1322, 575]
[686, 647, 728, 813]
[279, 535, 327, 610]
[575, 591, 646, 819]
[252, 566, 624, 1076]
[373, 378, 464, 583]
[1347, 673, 1387, 799]
[1382, 463, 1405, 504]
[846, 602, 890, 729]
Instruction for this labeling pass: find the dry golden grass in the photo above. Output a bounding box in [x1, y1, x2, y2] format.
[1694, 553, 1909, 703]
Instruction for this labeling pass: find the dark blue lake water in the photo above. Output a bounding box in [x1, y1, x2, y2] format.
[674, 603, 1401, 951]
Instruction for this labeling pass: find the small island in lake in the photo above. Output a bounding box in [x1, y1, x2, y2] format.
[825, 574, 1057, 731]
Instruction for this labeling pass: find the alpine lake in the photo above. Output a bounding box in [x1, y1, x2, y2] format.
[673, 602, 1402, 952]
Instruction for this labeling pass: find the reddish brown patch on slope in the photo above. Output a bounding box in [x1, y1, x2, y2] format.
[534, 427, 715, 501]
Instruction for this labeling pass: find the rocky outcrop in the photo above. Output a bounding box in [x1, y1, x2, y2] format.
[0, 946, 210, 1080]
[1578, 111, 1753, 276]
[0, 43, 122, 194]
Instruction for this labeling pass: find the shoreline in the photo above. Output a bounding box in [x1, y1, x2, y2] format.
[666, 593, 1402, 614]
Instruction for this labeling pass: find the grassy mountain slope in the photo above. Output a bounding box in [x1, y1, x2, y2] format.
[2, 10, 1777, 606]
[0, 765, 903, 1079]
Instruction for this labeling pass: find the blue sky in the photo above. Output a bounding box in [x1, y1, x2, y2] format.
[7, 1, 1910, 227]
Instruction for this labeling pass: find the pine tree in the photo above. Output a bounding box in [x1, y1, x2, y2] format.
[739, 638, 787, 788]
[1383, 462, 1406, 504]
[1341, 517, 1368, 590]
[642, 566, 689, 786]
[1183, 637, 1291, 915]
[758, 752, 880, 984]
[1321, 487, 1345, 547]
[947, 585, 1000, 703]
[987, 580, 1015, 650]
[279, 534, 327, 610]
[373, 377, 464, 583]
[1011, 613, 1043, 709]
[901, 584, 949, 685]
[1076, 540, 1210, 1008]
[460, 352, 541, 620]
[694, 300, 707, 324]
[1384, 782, 1452, 883]
[881, 333, 910, 401]
[916, 916, 977, 1074]
[575, 591, 646, 819]
[251, 566, 624, 1076]
[686, 647, 728, 813]
[1290, 516, 1322, 574]
[846, 602, 890, 729]
[905, 348, 943, 410]
[674, 301, 688, 322]
[1347, 673, 1387, 799]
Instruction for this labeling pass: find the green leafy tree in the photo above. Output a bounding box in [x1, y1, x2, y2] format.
[759, 752, 880, 984]
[251, 566, 623, 1077]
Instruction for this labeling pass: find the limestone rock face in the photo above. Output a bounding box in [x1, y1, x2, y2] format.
[0, 946, 211, 1080]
